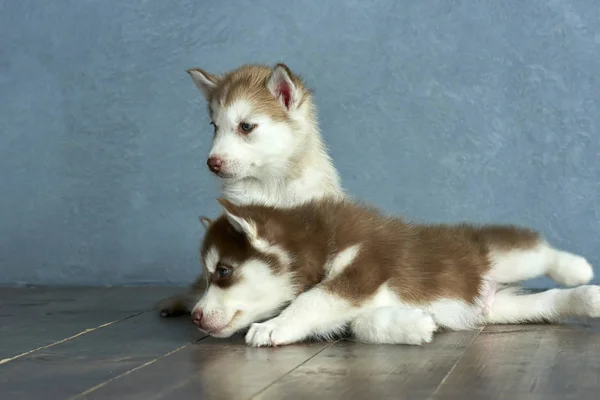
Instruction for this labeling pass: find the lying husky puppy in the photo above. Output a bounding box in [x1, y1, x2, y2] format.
[159, 63, 344, 317]
[191, 198, 596, 347]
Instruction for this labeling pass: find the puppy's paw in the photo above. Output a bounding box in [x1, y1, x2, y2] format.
[245, 319, 303, 347]
[352, 307, 437, 345]
[245, 321, 279, 347]
[156, 295, 190, 318]
[403, 312, 436, 345]
[572, 285, 600, 318]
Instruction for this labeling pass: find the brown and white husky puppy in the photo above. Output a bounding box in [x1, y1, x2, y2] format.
[191, 198, 596, 347]
[159, 63, 344, 317]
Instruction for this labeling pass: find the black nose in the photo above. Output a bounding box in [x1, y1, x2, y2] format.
[207, 157, 223, 173]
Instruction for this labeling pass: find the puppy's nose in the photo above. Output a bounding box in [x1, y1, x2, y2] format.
[192, 309, 203, 327]
[207, 157, 223, 173]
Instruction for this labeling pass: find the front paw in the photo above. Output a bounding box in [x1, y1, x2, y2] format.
[156, 295, 189, 318]
[245, 320, 300, 347]
[245, 321, 280, 347]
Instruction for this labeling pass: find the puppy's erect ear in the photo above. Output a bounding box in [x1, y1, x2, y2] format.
[217, 198, 257, 239]
[198, 216, 213, 230]
[216, 199, 288, 264]
[267, 63, 301, 110]
[187, 68, 220, 100]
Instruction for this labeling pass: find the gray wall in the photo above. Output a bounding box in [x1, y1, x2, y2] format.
[1, 0, 599, 287]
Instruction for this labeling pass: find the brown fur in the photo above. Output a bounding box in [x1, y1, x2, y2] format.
[188, 64, 310, 123]
[215, 199, 330, 291]
[211, 198, 542, 307]
[200, 216, 279, 289]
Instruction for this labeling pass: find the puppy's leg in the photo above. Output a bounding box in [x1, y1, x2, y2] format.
[157, 275, 206, 317]
[481, 226, 593, 286]
[245, 286, 358, 347]
[482, 285, 600, 324]
[156, 293, 197, 317]
[350, 307, 437, 345]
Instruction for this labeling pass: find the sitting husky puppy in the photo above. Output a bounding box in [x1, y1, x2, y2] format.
[159, 64, 344, 317]
[191, 198, 596, 347]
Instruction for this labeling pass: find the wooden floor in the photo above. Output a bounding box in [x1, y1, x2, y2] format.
[1, 287, 599, 400]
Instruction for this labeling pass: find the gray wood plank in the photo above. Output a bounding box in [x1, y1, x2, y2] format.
[253, 330, 481, 400]
[0, 309, 201, 400]
[0, 286, 183, 362]
[431, 320, 600, 400]
[73, 335, 334, 400]
[3, 287, 598, 400]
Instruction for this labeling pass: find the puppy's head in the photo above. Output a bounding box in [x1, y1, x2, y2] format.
[191, 199, 296, 338]
[188, 64, 313, 181]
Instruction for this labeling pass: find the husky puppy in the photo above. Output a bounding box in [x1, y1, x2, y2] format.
[192, 198, 596, 347]
[159, 64, 344, 316]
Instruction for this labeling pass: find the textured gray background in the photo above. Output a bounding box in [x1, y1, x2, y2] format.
[0, 0, 598, 287]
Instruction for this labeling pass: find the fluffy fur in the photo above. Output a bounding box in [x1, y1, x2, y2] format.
[158, 63, 344, 317]
[189, 63, 343, 207]
[192, 198, 597, 347]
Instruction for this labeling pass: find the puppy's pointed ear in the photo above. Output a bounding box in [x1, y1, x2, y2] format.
[187, 68, 220, 100]
[217, 198, 257, 239]
[267, 63, 301, 110]
[198, 216, 213, 230]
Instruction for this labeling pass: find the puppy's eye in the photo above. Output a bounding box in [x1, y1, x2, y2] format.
[210, 122, 217, 134]
[216, 265, 232, 278]
[239, 122, 256, 133]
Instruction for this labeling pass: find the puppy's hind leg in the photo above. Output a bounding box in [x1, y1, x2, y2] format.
[482, 285, 600, 325]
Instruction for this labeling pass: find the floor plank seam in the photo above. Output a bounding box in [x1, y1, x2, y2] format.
[66, 343, 191, 400]
[429, 327, 485, 399]
[194, 334, 210, 343]
[247, 340, 339, 400]
[66, 333, 208, 399]
[0, 310, 147, 366]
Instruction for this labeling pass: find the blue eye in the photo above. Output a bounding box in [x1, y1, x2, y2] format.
[217, 266, 232, 278]
[239, 122, 255, 133]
